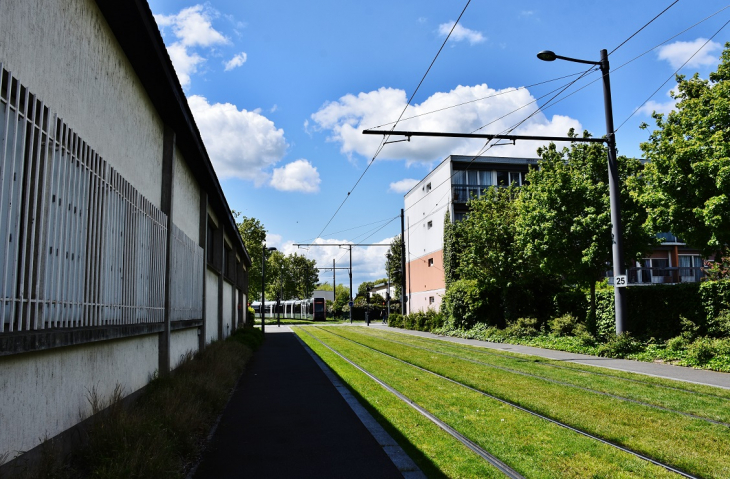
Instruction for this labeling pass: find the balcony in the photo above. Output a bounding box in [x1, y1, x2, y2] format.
[606, 266, 705, 286]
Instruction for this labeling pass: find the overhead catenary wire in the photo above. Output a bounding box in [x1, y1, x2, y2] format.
[615, 18, 730, 132]
[609, 0, 681, 55]
[401, 5, 730, 218]
[313, 0, 475, 241]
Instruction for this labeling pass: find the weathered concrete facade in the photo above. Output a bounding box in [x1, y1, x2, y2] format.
[0, 0, 251, 467]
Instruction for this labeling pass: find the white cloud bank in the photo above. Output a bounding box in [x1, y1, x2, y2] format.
[154, 5, 230, 87]
[311, 84, 582, 163]
[271, 159, 321, 193]
[438, 22, 486, 45]
[657, 38, 722, 70]
[636, 89, 678, 117]
[389, 178, 419, 193]
[188, 95, 288, 181]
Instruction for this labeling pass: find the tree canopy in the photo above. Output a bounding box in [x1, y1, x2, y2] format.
[516, 130, 655, 321]
[234, 212, 267, 300]
[639, 43, 730, 261]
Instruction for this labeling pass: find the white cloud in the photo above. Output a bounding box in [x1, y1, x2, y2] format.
[154, 5, 230, 88]
[155, 5, 228, 47]
[224, 52, 248, 71]
[657, 38, 722, 70]
[188, 95, 288, 181]
[311, 84, 582, 163]
[389, 178, 419, 193]
[265, 233, 283, 248]
[271, 160, 321, 193]
[438, 22, 486, 45]
[636, 89, 678, 117]
[166, 43, 204, 88]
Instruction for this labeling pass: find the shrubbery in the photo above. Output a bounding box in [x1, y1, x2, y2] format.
[388, 310, 444, 332]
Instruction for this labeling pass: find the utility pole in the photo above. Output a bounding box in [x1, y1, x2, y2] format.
[400, 209, 406, 316]
[349, 245, 353, 324]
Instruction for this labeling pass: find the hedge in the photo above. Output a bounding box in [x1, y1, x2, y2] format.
[595, 280, 730, 340]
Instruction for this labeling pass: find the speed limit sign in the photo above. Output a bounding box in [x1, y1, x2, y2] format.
[615, 275, 628, 287]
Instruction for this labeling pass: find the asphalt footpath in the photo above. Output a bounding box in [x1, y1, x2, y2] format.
[192, 326, 408, 479]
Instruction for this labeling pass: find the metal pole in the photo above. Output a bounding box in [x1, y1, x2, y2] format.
[349, 245, 353, 324]
[400, 209, 406, 316]
[261, 248, 266, 335]
[600, 49, 626, 335]
[333, 258, 336, 320]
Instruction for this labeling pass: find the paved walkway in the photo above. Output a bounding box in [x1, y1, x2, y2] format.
[192, 326, 417, 479]
[362, 324, 730, 390]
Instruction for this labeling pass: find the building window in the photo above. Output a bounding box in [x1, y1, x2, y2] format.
[427, 220, 433, 229]
[429, 296, 435, 304]
[678, 255, 703, 282]
[207, 221, 217, 267]
[428, 258, 434, 267]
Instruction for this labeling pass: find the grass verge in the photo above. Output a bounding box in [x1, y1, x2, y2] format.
[27, 327, 262, 479]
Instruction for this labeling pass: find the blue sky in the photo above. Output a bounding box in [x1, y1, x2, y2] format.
[148, 0, 729, 291]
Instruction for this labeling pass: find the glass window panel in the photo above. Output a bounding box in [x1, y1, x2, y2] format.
[453, 170, 465, 185]
[496, 171, 508, 186]
[480, 170, 492, 185]
[509, 171, 521, 185]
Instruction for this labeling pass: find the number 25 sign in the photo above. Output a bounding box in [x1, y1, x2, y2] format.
[615, 275, 628, 287]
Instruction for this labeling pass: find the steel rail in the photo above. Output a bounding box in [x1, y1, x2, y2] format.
[313, 326, 699, 479]
[345, 328, 730, 428]
[298, 327, 525, 479]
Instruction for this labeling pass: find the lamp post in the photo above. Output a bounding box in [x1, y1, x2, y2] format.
[537, 49, 626, 334]
[261, 246, 277, 335]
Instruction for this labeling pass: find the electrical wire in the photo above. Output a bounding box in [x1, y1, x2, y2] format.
[365, 71, 590, 130]
[313, 0, 474, 241]
[609, 0, 680, 55]
[615, 18, 730, 132]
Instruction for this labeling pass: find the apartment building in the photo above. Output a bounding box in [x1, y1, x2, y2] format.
[403, 155, 537, 313]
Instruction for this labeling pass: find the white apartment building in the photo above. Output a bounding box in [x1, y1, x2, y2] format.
[404, 155, 537, 313]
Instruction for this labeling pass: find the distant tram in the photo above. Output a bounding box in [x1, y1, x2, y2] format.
[313, 297, 326, 321]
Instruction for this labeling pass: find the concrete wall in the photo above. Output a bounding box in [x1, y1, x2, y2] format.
[409, 289, 445, 313]
[0, 335, 158, 458]
[205, 269, 219, 344]
[223, 282, 233, 339]
[173, 149, 201, 242]
[404, 159, 451, 310]
[0, 0, 164, 208]
[170, 329, 199, 368]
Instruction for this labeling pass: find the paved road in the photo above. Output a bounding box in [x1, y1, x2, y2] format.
[365, 324, 730, 390]
[192, 327, 410, 479]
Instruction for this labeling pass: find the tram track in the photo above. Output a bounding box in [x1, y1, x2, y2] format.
[307, 326, 702, 479]
[394, 330, 730, 401]
[341, 327, 730, 428]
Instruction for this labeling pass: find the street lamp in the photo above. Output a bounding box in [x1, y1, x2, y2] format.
[261, 246, 277, 335]
[537, 49, 627, 334]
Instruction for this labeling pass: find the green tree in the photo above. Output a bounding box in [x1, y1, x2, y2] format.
[516, 130, 655, 324]
[443, 212, 463, 288]
[639, 44, 730, 264]
[287, 253, 319, 299]
[454, 184, 549, 325]
[233, 212, 267, 300]
[385, 235, 404, 299]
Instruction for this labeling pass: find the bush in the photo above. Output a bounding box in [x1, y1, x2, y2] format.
[504, 317, 540, 338]
[706, 310, 730, 338]
[700, 279, 730, 326]
[442, 279, 484, 330]
[388, 313, 404, 328]
[549, 314, 581, 336]
[666, 335, 688, 352]
[596, 332, 643, 358]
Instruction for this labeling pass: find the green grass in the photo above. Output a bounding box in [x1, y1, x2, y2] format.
[321, 326, 730, 478]
[296, 329, 505, 478]
[357, 327, 730, 423]
[296, 327, 684, 479]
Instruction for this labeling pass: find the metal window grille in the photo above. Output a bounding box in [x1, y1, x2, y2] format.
[0, 64, 202, 333]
